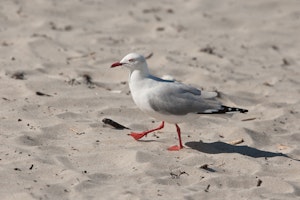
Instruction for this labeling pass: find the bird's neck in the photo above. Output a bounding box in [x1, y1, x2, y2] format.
[129, 65, 150, 80]
[129, 69, 148, 82]
[129, 68, 151, 93]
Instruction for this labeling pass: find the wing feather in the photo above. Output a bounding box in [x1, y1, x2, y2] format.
[147, 81, 221, 115]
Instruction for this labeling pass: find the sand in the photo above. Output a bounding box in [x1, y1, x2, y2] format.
[1, 0, 300, 199]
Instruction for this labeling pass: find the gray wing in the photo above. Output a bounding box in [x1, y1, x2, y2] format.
[147, 81, 221, 115]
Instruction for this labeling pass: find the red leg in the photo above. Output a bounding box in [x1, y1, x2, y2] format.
[167, 124, 184, 151]
[130, 121, 165, 140]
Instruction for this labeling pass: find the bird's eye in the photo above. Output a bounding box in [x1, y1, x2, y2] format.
[129, 58, 135, 62]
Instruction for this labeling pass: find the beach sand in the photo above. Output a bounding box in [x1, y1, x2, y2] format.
[1, 0, 300, 199]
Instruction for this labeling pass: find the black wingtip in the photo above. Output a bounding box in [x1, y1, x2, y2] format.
[198, 106, 248, 114]
[219, 106, 248, 114]
[240, 108, 248, 113]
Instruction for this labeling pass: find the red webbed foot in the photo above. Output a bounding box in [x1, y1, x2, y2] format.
[167, 145, 184, 151]
[130, 133, 146, 140]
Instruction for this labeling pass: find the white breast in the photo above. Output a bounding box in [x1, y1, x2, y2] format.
[129, 71, 194, 124]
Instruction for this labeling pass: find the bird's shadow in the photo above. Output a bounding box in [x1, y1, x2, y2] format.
[185, 141, 299, 161]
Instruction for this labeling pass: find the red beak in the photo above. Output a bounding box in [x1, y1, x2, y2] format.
[111, 62, 123, 68]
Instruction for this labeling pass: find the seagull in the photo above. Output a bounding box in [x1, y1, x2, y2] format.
[111, 53, 248, 151]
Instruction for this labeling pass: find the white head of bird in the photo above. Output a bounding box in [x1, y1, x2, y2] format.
[111, 53, 149, 73]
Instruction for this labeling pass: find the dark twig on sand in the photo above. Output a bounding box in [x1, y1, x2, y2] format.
[36, 91, 52, 97]
[102, 118, 130, 130]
